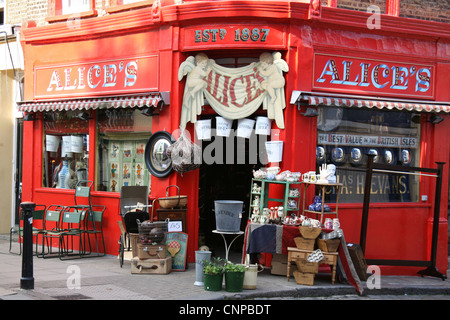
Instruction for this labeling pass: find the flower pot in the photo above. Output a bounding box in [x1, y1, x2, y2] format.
[203, 273, 223, 291]
[225, 271, 245, 292]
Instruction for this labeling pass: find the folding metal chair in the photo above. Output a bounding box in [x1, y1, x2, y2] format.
[9, 204, 46, 255]
[36, 205, 66, 258]
[83, 204, 106, 257]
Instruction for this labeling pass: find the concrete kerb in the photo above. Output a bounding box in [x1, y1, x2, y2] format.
[2, 234, 450, 300]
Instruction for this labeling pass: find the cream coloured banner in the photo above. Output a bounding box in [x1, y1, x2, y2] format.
[178, 52, 288, 129]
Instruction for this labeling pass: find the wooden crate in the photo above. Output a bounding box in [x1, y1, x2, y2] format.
[295, 259, 319, 274]
[137, 243, 166, 260]
[299, 226, 322, 239]
[294, 237, 315, 250]
[293, 271, 314, 286]
[130, 233, 139, 257]
[347, 243, 368, 281]
[317, 238, 340, 252]
[131, 257, 172, 274]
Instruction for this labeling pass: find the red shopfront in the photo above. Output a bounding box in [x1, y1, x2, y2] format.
[19, 1, 449, 274]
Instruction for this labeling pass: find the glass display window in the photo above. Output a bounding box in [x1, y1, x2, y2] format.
[96, 108, 153, 193]
[42, 111, 90, 189]
[316, 107, 421, 203]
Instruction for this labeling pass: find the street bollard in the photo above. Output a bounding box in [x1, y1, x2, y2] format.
[20, 202, 36, 290]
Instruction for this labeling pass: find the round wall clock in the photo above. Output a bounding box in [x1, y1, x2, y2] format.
[145, 131, 176, 178]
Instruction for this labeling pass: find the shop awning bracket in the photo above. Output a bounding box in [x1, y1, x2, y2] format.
[360, 154, 447, 280]
[291, 90, 450, 113]
[17, 92, 168, 113]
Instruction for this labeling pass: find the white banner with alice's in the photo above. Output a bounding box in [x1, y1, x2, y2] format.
[178, 52, 289, 130]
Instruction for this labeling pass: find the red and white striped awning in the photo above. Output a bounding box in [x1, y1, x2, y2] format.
[18, 93, 164, 113]
[291, 91, 450, 113]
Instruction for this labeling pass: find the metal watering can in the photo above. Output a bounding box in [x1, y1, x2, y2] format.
[241, 254, 264, 290]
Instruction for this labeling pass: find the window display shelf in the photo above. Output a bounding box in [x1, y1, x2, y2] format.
[249, 178, 301, 223]
[301, 181, 342, 223]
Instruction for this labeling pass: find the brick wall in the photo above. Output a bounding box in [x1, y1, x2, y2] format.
[7, 0, 48, 26]
[6, 0, 107, 26]
[323, 0, 449, 23]
[399, 0, 449, 24]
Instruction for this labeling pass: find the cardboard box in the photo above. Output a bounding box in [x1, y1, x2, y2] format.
[347, 243, 368, 281]
[271, 260, 296, 276]
[131, 257, 172, 274]
[136, 244, 166, 260]
[293, 271, 315, 286]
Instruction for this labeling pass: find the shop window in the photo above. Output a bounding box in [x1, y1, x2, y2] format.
[43, 111, 90, 189]
[316, 107, 421, 203]
[46, 0, 96, 23]
[96, 108, 153, 193]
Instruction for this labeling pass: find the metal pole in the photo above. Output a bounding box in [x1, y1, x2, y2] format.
[360, 154, 374, 254]
[20, 202, 35, 290]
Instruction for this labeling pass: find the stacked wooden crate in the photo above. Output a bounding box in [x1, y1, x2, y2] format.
[292, 226, 340, 286]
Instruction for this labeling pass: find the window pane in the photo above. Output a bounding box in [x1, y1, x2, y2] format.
[62, 0, 90, 15]
[316, 107, 421, 203]
[96, 108, 152, 193]
[43, 111, 89, 189]
[122, 0, 142, 4]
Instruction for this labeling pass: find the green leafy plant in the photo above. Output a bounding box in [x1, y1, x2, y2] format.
[223, 261, 246, 273]
[203, 257, 225, 275]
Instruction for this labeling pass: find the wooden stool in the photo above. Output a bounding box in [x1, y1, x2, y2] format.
[287, 247, 338, 284]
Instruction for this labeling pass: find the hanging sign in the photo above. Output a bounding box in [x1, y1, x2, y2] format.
[178, 52, 288, 129]
[313, 53, 435, 99]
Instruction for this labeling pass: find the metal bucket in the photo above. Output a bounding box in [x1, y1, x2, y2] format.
[194, 250, 212, 286]
[214, 200, 243, 232]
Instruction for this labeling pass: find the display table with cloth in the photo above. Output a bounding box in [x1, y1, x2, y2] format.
[242, 222, 364, 294]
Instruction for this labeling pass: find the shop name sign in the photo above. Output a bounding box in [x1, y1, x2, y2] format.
[318, 133, 418, 148]
[34, 55, 158, 99]
[313, 54, 434, 98]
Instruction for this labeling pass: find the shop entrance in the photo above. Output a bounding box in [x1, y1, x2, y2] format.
[197, 116, 265, 261]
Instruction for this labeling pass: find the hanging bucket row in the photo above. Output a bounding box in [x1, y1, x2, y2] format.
[195, 116, 273, 140]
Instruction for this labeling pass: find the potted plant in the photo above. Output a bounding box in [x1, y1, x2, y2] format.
[203, 257, 225, 291]
[224, 261, 246, 292]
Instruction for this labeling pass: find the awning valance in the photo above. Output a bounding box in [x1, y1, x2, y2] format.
[18, 93, 168, 113]
[290, 91, 450, 113]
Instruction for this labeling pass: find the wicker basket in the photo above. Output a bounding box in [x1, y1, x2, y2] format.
[299, 226, 322, 239]
[158, 185, 187, 209]
[137, 219, 168, 245]
[293, 237, 315, 251]
[295, 259, 319, 274]
[317, 238, 341, 252]
[167, 131, 202, 174]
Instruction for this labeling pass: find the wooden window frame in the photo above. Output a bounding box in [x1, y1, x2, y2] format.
[106, 0, 154, 14]
[46, 0, 97, 23]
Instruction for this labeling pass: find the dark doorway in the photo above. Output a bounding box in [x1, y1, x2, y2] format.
[197, 116, 265, 260]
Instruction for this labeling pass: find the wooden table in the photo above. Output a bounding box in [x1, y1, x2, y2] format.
[287, 247, 338, 284]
